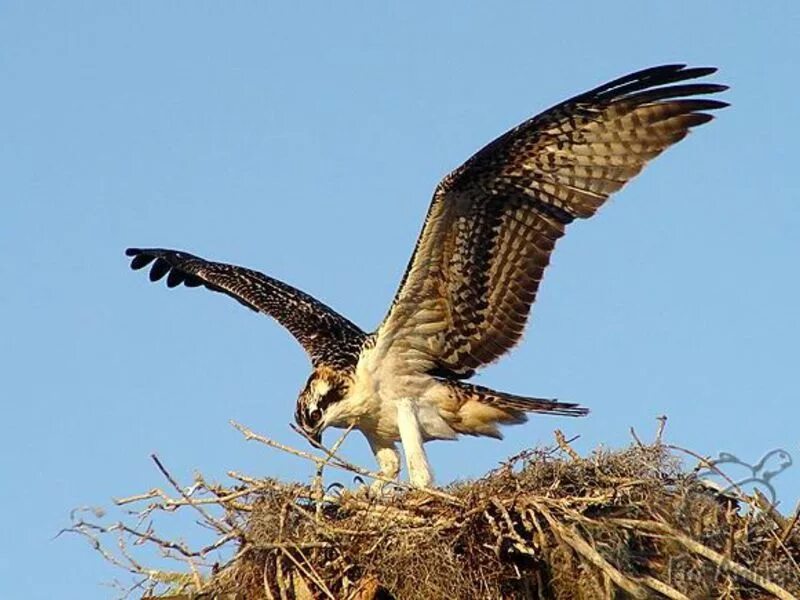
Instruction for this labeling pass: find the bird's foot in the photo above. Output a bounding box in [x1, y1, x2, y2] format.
[369, 477, 401, 498]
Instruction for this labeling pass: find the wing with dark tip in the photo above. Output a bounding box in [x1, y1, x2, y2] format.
[125, 248, 366, 369]
[376, 64, 727, 378]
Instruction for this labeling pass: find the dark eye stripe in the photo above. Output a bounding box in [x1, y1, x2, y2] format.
[318, 387, 342, 411]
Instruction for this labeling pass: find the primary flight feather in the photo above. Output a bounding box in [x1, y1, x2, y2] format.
[126, 64, 726, 487]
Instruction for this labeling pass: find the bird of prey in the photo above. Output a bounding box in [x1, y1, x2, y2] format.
[126, 64, 726, 488]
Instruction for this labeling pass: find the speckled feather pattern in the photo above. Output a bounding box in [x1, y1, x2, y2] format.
[378, 64, 727, 378]
[124, 248, 366, 370]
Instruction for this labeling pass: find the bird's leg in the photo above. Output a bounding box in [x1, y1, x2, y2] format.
[367, 437, 400, 494]
[396, 398, 433, 488]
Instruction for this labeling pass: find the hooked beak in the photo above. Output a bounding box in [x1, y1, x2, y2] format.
[293, 419, 323, 446]
[303, 425, 322, 445]
[310, 429, 322, 445]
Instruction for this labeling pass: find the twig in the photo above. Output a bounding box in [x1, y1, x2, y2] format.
[279, 546, 336, 600]
[554, 430, 581, 461]
[120, 521, 235, 559]
[309, 424, 354, 520]
[275, 556, 290, 600]
[231, 421, 326, 465]
[116, 480, 281, 511]
[151, 454, 231, 535]
[262, 554, 277, 600]
[779, 500, 800, 546]
[636, 574, 689, 600]
[630, 426, 644, 448]
[654, 415, 668, 444]
[254, 542, 332, 550]
[114, 489, 163, 506]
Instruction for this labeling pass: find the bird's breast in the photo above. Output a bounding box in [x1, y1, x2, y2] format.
[348, 357, 456, 442]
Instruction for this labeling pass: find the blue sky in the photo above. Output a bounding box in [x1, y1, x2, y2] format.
[2, 3, 799, 598]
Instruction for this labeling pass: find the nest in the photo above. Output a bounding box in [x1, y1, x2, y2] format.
[68, 422, 800, 599]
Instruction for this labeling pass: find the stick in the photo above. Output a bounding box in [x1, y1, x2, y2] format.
[654, 415, 668, 444]
[151, 454, 231, 535]
[636, 574, 689, 600]
[554, 430, 581, 461]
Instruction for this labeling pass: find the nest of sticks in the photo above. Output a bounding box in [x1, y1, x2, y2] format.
[69, 421, 800, 599]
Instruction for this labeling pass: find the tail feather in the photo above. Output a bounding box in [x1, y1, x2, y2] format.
[481, 391, 589, 417]
[442, 380, 588, 438]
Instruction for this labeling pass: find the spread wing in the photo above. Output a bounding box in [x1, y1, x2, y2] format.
[125, 248, 366, 369]
[376, 64, 727, 378]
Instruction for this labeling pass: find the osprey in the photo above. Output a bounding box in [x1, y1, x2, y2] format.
[126, 64, 726, 488]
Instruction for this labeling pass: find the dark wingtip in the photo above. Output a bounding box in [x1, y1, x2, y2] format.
[166, 269, 186, 288]
[699, 83, 729, 94]
[125, 247, 204, 287]
[561, 408, 589, 417]
[128, 249, 156, 271]
[148, 258, 171, 282]
[693, 99, 730, 110]
[590, 63, 726, 103]
[558, 401, 590, 417]
[640, 63, 687, 76]
[544, 399, 590, 417]
[691, 113, 716, 127]
[677, 65, 718, 78]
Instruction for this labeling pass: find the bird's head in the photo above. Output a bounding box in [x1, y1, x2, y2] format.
[294, 367, 349, 444]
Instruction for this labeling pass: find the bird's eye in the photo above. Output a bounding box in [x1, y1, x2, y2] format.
[308, 408, 322, 424]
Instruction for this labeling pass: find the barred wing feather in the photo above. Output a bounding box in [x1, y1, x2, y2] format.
[376, 64, 727, 377]
[125, 248, 366, 369]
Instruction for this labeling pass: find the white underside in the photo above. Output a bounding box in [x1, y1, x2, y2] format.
[320, 344, 451, 487]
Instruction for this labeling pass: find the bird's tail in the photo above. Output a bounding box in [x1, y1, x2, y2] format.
[441, 380, 588, 438]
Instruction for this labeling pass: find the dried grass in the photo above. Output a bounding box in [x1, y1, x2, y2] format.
[68, 423, 800, 599]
